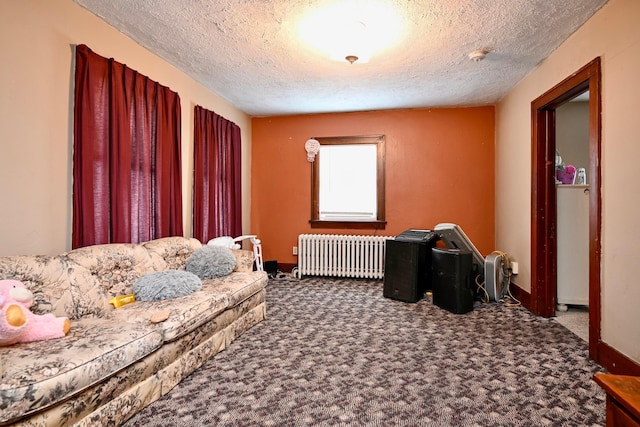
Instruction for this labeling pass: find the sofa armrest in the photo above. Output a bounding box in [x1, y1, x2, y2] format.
[231, 249, 254, 272]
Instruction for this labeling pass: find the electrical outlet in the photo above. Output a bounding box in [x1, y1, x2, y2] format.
[511, 261, 519, 275]
[293, 246, 298, 255]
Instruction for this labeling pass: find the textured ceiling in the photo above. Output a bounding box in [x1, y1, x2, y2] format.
[74, 0, 607, 117]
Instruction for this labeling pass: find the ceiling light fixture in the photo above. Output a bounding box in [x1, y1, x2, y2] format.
[297, 2, 405, 65]
[336, 20, 367, 64]
[468, 49, 489, 62]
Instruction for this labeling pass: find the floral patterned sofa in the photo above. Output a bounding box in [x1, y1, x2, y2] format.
[0, 237, 268, 427]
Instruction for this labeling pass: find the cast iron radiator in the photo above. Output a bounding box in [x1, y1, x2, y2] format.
[297, 234, 393, 279]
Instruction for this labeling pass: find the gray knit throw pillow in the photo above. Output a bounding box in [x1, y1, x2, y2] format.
[186, 245, 236, 280]
[133, 270, 202, 301]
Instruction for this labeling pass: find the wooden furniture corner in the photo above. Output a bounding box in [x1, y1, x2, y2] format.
[594, 373, 640, 426]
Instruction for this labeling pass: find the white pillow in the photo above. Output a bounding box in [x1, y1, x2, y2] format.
[207, 236, 241, 249]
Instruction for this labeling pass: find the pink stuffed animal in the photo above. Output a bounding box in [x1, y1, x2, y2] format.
[0, 279, 70, 346]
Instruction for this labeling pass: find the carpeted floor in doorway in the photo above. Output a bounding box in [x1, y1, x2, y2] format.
[124, 277, 606, 427]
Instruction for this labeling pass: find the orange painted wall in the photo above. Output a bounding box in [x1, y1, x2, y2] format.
[251, 107, 495, 265]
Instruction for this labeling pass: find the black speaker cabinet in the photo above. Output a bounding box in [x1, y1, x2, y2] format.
[264, 260, 278, 278]
[383, 239, 433, 303]
[431, 247, 474, 314]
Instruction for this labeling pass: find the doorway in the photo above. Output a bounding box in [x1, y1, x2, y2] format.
[554, 96, 590, 341]
[530, 58, 601, 362]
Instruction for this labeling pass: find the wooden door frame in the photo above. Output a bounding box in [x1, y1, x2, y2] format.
[531, 57, 601, 361]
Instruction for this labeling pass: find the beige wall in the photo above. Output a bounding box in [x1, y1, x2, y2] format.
[556, 101, 590, 173]
[0, 0, 252, 257]
[496, 0, 640, 363]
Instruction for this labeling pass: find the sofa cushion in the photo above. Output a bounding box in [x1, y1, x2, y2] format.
[66, 261, 115, 318]
[203, 271, 268, 307]
[142, 237, 203, 270]
[0, 318, 163, 424]
[0, 255, 78, 319]
[134, 270, 202, 301]
[65, 243, 162, 299]
[110, 289, 229, 342]
[231, 249, 255, 272]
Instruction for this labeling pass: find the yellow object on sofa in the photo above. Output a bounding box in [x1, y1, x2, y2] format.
[109, 293, 136, 308]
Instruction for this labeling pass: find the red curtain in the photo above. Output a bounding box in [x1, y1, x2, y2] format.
[73, 44, 183, 248]
[193, 106, 242, 242]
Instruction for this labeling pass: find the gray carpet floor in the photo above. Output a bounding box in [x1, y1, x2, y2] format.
[124, 277, 606, 426]
[554, 305, 589, 343]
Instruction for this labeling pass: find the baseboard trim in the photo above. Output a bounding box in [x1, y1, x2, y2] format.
[509, 281, 531, 310]
[597, 341, 640, 376]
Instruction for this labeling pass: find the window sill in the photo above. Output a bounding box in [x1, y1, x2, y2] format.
[309, 220, 387, 230]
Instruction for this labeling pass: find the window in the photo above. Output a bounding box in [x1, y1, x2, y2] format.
[311, 135, 386, 229]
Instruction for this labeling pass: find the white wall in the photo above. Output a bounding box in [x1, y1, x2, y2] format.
[0, 0, 252, 257]
[496, 0, 640, 363]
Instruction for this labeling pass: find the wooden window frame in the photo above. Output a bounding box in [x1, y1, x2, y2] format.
[310, 135, 386, 229]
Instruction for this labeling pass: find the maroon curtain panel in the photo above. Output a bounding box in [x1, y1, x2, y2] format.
[193, 106, 242, 243]
[73, 44, 183, 248]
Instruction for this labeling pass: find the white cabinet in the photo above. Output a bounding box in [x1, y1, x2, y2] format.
[556, 184, 589, 306]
